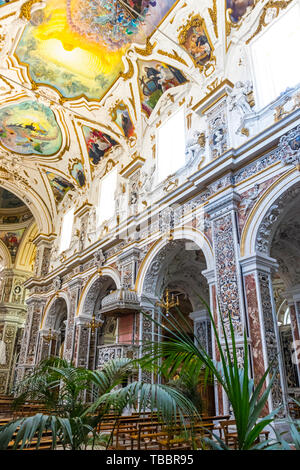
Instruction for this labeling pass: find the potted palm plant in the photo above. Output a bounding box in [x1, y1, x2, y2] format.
[0, 356, 198, 450]
[138, 296, 281, 450]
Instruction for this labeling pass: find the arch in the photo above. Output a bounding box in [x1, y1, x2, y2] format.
[40, 291, 70, 330]
[240, 169, 300, 257]
[0, 182, 53, 235]
[135, 226, 214, 297]
[76, 267, 121, 318]
[14, 221, 38, 272]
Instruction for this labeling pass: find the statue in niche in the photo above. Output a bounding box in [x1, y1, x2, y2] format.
[185, 130, 206, 164]
[129, 181, 139, 206]
[0, 332, 6, 366]
[210, 117, 226, 158]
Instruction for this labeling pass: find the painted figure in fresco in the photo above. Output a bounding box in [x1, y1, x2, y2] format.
[76, 168, 85, 187]
[140, 62, 187, 116]
[3, 216, 19, 224]
[121, 112, 134, 138]
[0, 102, 61, 156]
[86, 130, 117, 165]
[47, 173, 74, 202]
[0, 189, 23, 209]
[227, 0, 254, 23]
[3, 232, 19, 259]
[184, 26, 211, 66]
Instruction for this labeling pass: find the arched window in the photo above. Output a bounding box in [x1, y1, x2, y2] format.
[97, 167, 117, 226]
[59, 207, 74, 253]
[156, 107, 186, 183]
[250, 3, 300, 108]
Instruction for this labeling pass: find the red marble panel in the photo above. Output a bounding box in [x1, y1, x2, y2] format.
[244, 273, 269, 415]
[119, 314, 134, 344]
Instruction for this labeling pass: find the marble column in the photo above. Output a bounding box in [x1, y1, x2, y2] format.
[0, 268, 30, 393]
[201, 268, 225, 415]
[240, 253, 287, 413]
[63, 279, 82, 363]
[0, 322, 18, 394]
[36, 331, 51, 363]
[207, 189, 247, 339]
[73, 316, 91, 368]
[205, 189, 248, 415]
[33, 234, 55, 279]
[139, 296, 160, 384]
[189, 309, 212, 356]
[16, 296, 47, 383]
[284, 286, 300, 386]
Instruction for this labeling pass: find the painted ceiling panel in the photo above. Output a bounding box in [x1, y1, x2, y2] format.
[15, 0, 178, 100]
[0, 100, 62, 155]
[46, 172, 75, 202]
[0, 188, 25, 208]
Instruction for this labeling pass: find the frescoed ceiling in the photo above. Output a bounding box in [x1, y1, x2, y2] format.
[16, 0, 178, 100]
[0, 0, 270, 240]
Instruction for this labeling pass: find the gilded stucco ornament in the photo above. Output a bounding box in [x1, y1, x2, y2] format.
[19, 0, 43, 21]
[208, 0, 218, 38]
[246, 0, 293, 44]
[157, 49, 188, 67]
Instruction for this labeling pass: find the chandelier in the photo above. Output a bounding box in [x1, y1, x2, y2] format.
[156, 288, 179, 316]
[43, 328, 56, 343]
[67, 0, 157, 50]
[85, 314, 104, 334]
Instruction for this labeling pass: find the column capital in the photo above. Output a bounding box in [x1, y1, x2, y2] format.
[206, 189, 241, 220]
[201, 268, 216, 285]
[239, 252, 279, 275]
[25, 296, 47, 307]
[74, 315, 91, 327]
[189, 309, 210, 322]
[139, 294, 159, 310]
[283, 285, 300, 303]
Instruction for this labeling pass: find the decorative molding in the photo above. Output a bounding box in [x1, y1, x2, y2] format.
[246, 0, 294, 44]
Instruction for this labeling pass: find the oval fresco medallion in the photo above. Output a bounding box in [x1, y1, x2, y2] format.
[0, 100, 62, 155]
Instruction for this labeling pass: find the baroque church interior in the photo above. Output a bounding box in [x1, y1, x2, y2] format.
[0, 0, 300, 451]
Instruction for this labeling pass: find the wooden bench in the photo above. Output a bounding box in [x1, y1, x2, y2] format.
[219, 420, 270, 449]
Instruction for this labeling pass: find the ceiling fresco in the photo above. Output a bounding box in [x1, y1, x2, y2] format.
[0, 228, 25, 262]
[83, 125, 119, 165]
[0, 188, 25, 209]
[0, 1, 13, 6]
[226, 0, 255, 23]
[138, 60, 187, 117]
[0, 100, 62, 155]
[15, 0, 178, 100]
[0, 0, 279, 232]
[46, 172, 75, 202]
